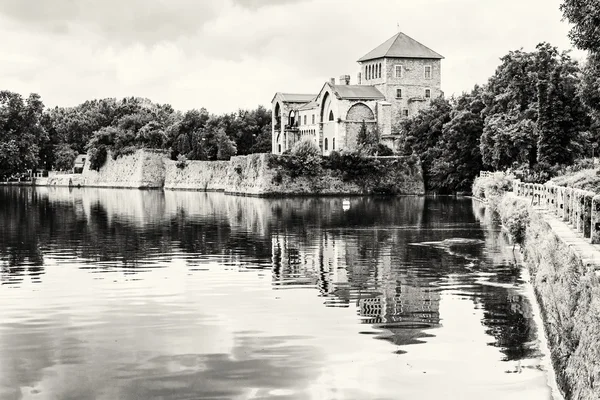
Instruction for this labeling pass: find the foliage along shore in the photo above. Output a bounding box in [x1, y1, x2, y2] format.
[473, 172, 600, 400]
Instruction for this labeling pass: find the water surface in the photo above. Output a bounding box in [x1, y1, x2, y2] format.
[0, 187, 555, 399]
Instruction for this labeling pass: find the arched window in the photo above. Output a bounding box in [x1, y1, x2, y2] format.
[329, 110, 334, 121]
[333, 138, 335, 150]
[325, 138, 328, 150]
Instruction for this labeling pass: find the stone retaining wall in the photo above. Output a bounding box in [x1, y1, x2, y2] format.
[21, 150, 425, 196]
[494, 190, 600, 399]
[514, 180, 600, 244]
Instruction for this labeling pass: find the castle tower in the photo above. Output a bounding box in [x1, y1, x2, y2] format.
[357, 32, 443, 127]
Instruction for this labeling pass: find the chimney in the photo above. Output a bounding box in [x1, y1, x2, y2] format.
[330, 77, 335, 85]
[339, 75, 350, 85]
[357, 72, 362, 85]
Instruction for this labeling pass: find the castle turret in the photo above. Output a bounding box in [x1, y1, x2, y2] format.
[357, 32, 443, 124]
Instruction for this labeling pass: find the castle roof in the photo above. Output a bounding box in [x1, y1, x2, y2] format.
[296, 98, 318, 111]
[273, 93, 317, 103]
[357, 32, 444, 62]
[331, 84, 385, 100]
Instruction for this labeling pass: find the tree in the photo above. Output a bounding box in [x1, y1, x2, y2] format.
[430, 88, 484, 192]
[53, 144, 77, 171]
[480, 43, 589, 173]
[560, 0, 600, 52]
[397, 97, 452, 189]
[215, 128, 237, 160]
[0, 91, 46, 178]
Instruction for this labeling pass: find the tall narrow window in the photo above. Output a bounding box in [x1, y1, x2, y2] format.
[278, 144, 281, 153]
[403, 109, 409, 117]
[303, 115, 307, 125]
[424, 65, 432, 79]
[396, 88, 402, 98]
[325, 138, 328, 150]
[395, 65, 402, 78]
[425, 89, 431, 98]
[312, 114, 315, 124]
[333, 138, 335, 150]
[329, 110, 334, 121]
[378, 63, 382, 78]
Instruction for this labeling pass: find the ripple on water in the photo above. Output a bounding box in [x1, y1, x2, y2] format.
[0, 189, 556, 399]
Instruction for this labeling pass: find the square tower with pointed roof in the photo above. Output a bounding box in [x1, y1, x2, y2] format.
[357, 32, 443, 128]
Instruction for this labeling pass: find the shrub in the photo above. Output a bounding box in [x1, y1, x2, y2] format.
[286, 139, 323, 178]
[511, 162, 559, 184]
[375, 143, 394, 156]
[499, 194, 530, 247]
[54, 144, 77, 171]
[472, 172, 514, 213]
[176, 154, 188, 169]
[88, 146, 107, 171]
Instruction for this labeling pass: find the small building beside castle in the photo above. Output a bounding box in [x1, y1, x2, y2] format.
[271, 32, 444, 155]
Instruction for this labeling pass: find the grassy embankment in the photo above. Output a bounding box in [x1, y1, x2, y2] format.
[551, 167, 600, 193]
[472, 172, 600, 400]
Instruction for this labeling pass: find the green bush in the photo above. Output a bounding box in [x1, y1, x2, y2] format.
[176, 154, 188, 169]
[499, 194, 530, 247]
[472, 172, 514, 213]
[375, 143, 394, 156]
[88, 146, 107, 171]
[270, 139, 322, 178]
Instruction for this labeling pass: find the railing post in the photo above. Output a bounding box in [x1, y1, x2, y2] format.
[549, 185, 557, 213]
[571, 188, 578, 226]
[591, 195, 600, 244]
[584, 191, 594, 239]
[563, 187, 572, 222]
[575, 190, 584, 233]
[542, 185, 552, 209]
[556, 186, 564, 217]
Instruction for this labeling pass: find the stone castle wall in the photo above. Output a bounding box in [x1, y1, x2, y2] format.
[31, 149, 425, 196]
[80, 150, 167, 188]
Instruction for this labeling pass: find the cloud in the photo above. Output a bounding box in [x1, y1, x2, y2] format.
[0, 0, 223, 46]
[0, 0, 586, 113]
[231, 0, 309, 10]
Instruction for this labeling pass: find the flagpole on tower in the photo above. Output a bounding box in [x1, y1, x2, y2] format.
[397, 22, 400, 32]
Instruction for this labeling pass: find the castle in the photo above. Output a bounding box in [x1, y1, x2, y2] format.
[271, 32, 443, 155]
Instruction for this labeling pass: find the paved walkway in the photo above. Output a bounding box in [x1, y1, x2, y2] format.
[532, 206, 600, 271]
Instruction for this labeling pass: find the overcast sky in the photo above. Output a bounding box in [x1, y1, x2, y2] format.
[0, 0, 583, 114]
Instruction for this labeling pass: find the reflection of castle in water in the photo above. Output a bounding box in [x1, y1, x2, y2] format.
[271, 230, 441, 334]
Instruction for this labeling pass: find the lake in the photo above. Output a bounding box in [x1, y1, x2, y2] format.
[0, 187, 557, 399]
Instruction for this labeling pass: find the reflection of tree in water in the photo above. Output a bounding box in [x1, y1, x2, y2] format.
[0, 188, 47, 285]
[0, 188, 540, 364]
[271, 196, 540, 361]
[475, 287, 538, 361]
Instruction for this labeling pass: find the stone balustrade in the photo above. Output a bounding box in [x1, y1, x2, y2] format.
[513, 180, 599, 243]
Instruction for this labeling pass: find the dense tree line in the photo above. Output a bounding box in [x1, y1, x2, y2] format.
[0, 94, 272, 178]
[397, 41, 594, 192]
